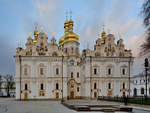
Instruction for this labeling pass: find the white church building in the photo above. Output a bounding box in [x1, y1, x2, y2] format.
[15, 16, 134, 100]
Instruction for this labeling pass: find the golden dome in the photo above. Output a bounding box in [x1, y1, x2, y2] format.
[101, 31, 106, 38]
[64, 33, 79, 43]
[33, 39, 37, 43]
[59, 36, 65, 45]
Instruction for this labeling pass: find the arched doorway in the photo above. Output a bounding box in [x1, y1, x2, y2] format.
[122, 92, 126, 97]
[70, 91, 74, 99]
[56, 92, 59, 99]
[134, 88, 137, 96]
[94, 92, 97, 98]
[24, 92, 28, 99]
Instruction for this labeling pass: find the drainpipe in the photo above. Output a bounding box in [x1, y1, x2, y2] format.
[19, 55, 22, 101]
[90, 56, 92, 99]
[61, 55, 64, 102]
[128, 56, 131, 97]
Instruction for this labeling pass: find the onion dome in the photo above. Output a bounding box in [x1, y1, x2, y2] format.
[59, 36, 65, 45]
[64, 32, 79, 43]
[101, 31, 106, 38]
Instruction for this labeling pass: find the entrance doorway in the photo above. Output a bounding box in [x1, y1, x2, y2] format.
[94, 92, 97, 98]
[122, 92, 126, 97]
[24, 92, 28, 99]
[70, 91, 74, 99]
[56, 92, 59, 99]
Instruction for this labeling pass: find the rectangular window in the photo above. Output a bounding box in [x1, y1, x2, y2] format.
[24, 68, 27, 75]
[71, 72, 73, 78]
[56, 83, 59, 90]
[77, 72, 79, 78]
[94, 68, 97, 75]
[108, 83, 111, 89]
[123, 83, 125, 89]
[41, 83, 44, 90]
[25, 84, 28, 90]
[108, 68, 111, 75]
[122, 68, 125, 75]
[56, 68, 59, 75]
[77, 87, 79, 92]
[40, 68, 44, 75]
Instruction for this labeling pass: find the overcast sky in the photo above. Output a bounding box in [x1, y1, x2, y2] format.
[0, 0, 146, 75]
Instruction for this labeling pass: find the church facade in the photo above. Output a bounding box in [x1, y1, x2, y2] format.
[15, 16, 134, 100]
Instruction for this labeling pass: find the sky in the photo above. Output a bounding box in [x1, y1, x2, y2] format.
[0, 0, 146, 75]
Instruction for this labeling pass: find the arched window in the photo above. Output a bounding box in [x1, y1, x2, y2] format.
[77, 72, 79, 78]
[108, 68, 111, 75]
[56, 83, 59, 90]
[123, 83, 125, 89]
[25, 84, 28, 90]
[122, 68, 125, 75]
[56, 68, 59, 75]
[94, 68, 97, 75]
[77, 87, 79, 92]
[134, 88, 137, 96]
[40, 83, 44, 90]
[108, 83, 111, 89]
[94, 83, 97, 89]
[141, 88, 144, 94]
[24, 68, 28, 75]
[108, 44, 112, 51]
[71, 72, 73, 78]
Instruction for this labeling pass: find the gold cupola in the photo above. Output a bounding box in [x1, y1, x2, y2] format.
[101, 25, 106, 44]
[59, 14, 79, 46]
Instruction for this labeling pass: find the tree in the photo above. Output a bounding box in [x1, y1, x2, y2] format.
[0, 75, 2, 93]
[140, 0, 150, 57]
[4, 75, 15, 97]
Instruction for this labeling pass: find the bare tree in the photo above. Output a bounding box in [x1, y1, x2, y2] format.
[0, 75, 2, 93]
[140, 0, 150, 57]
[4, 75, 15, 97]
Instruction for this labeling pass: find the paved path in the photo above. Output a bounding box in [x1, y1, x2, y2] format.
[0, 98, 149, 113]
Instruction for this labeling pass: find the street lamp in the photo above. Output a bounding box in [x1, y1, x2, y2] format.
[144, 58, 149, 100]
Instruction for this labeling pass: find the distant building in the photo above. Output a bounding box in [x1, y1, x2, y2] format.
[15, 16, 134, 100]
[131, 72, 150, 97]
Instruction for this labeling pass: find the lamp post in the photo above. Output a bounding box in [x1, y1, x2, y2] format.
[144, 58, 149, 100]
[19, 55, 22, 101]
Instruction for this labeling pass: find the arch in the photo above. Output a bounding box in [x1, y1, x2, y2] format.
[141, 88, 144, 94]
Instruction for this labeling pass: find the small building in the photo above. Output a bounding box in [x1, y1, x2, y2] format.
[131, 72, 150, 97]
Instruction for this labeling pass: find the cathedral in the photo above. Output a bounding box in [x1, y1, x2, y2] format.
[15, 15, 134, 100]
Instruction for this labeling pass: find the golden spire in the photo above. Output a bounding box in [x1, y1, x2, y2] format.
[101, 24, 106, 38]
[33, 22, 38, 44]
[34, 22, 38, 36]
[68, 10, 73, 33]
[64, 10, 69, 35]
